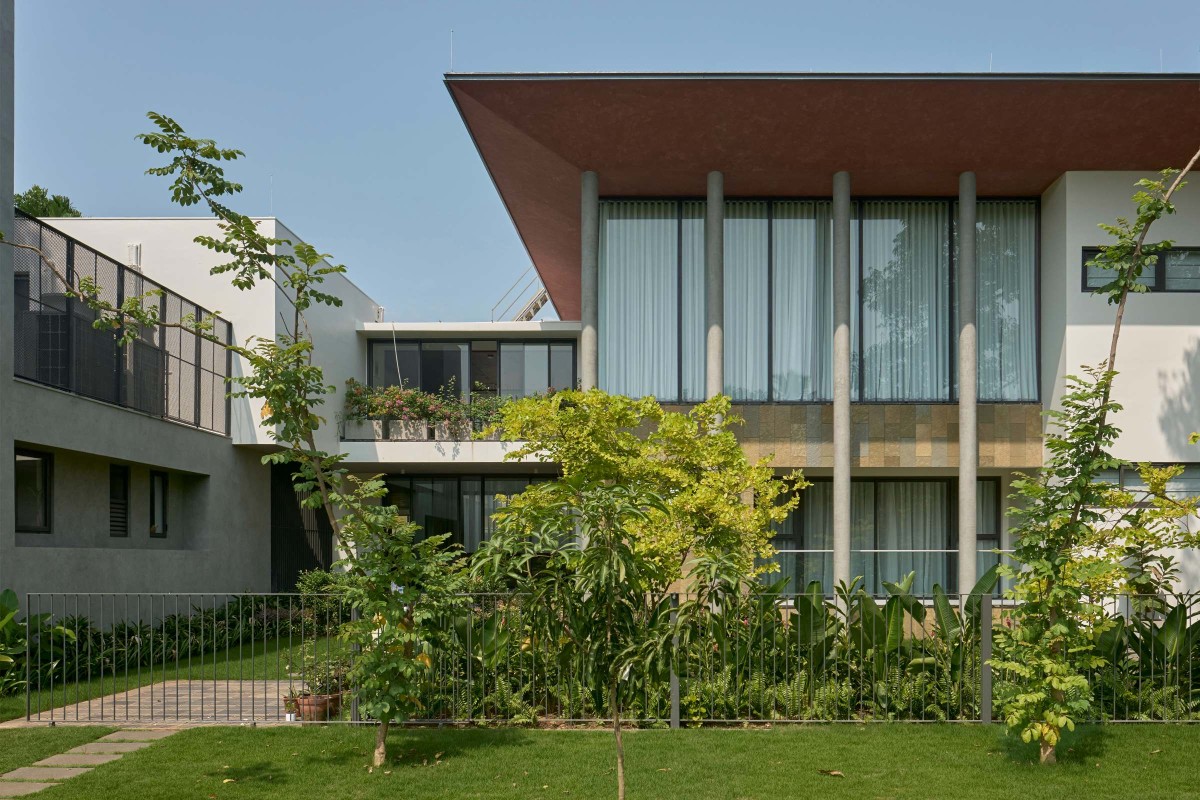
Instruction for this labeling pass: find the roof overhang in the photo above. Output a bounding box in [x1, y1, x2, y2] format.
[446, 72, 1200, 319]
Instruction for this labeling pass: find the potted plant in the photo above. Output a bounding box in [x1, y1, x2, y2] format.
[342, 378, 384, 440]
[467, 388, 508, 440]
[428, 387, 471, 441]
[290, 646, 351, 722]
[375, 386, 430, 441]
[282, 689, 300, 722]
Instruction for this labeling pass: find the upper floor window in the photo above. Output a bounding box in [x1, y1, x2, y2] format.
[368, 340, 575, 400]
[1083, 247, 1200, 293]
[15, 449, 52, 533]
[597, 198, 1039, 403]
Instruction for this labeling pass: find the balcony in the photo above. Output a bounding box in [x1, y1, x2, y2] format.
[11, 211, 232, 435]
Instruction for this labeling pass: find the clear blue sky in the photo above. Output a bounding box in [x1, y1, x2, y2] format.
[14, 0, 1200, 321]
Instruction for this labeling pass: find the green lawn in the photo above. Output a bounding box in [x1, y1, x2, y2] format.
[0, 726, 112, 774]
[0, 635, 342, 722]
[22, 724, 1200, 800]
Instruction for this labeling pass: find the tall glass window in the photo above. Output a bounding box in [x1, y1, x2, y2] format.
[859, 201, 951, 401]
[767, 478, 999, 596]
[723, 202, 770, 400]
[680, 202, 706, 401]
[974, 200, 1038, 401]
[772, 201, 833, 400]
[369, 341, 573, 399]
[598, 201, 679, 398]
[384, 475, 544, 553]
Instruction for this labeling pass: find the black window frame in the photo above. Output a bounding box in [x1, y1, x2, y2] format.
[599, 196, 1042, 405]
[14, 448, 53, 534]
[382, 473, 555, 553]
[108, 464, 130, 538]
[149, 470, 169, 538]
[366, 339, 578, 400]
[1081, 246, 1200, 294]
[772, 475, 1002, 594]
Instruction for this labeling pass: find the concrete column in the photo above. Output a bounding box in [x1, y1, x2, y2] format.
[705, 171, 724, 399]
[958, 171, 979, 594]
[579, 170, 600, 390]
[0, 0, 14, 595]
[832, 171, 852, 589]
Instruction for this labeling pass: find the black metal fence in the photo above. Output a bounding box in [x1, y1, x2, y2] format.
[16, 591, 1200, 726]
[11, 210, 232, 435]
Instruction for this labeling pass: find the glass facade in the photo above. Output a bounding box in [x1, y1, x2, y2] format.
[597, 199, 1039, 403]
[765, 477, 1002, 596]
[369, 340, 576, 399]
[384, 475, 549, 552]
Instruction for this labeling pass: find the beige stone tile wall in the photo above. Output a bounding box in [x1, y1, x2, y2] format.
[695, 404, 1043, 470]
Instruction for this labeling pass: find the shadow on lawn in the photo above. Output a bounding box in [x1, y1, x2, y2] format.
[386, 727, 539, 767]
[999, 725, 1112, 766]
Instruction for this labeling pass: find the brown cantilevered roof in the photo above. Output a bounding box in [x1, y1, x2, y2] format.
[445, 72, 1200, 319]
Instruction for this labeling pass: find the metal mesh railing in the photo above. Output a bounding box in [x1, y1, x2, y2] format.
[16, 591, 1200, 726]
[11, 210, 232, 435]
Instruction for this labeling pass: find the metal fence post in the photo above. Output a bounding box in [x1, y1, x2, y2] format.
[350, 604, 361, 722]
[24, 594, 31, 722]
[669, 593, 680, 730]
[980, 592, 993, 724]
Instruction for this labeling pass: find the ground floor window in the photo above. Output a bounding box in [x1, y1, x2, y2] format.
[384, 475, 551, 552]
[765, 477, 1001, 595]
[150, 471, 169, 537]
[15, 449, 52, 533]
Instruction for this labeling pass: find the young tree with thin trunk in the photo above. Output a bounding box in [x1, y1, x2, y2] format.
[995, 149, 1200, 765]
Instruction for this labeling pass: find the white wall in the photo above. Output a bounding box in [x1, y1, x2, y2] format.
[1042, 171, 1200, 463]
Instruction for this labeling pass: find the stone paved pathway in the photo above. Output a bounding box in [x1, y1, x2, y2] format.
[0, 729, 178, 797]
[13, 679, 294, 725]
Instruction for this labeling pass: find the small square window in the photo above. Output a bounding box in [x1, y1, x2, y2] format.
[15, 449, 52, 533]
[150, 471, 169, 537]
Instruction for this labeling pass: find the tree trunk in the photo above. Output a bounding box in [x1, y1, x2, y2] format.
[611, 683, 625, 800]
[374, 720, 389, 767]
[1040, 739, 1056, 765]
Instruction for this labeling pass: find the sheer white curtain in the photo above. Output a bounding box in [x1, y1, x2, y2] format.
[873, 482, 949, 596]
[680, 202, 706, 401]
[860, 201, 951, 400]
[976, 201, 1038, 401]
[724, 201, 769, 400]
[773, 202, 833, 400]
[598, 201, 679, 398]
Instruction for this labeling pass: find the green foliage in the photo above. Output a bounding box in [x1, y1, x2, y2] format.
[15, 184, 81, 217]
[335, 475, 465, 730]
[995, 162, 1200, 763]
[0, 589, 75, 697]
[493, 390, 802, 579]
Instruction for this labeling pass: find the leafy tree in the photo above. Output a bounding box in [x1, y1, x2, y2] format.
[15, 184, 81, 217]
[1, 113, 465, 763]
[493, 391, 803, 580]
[995, 151, 1200, 765]
[475, 473, 743, 800]
[335, 476, 465, 766]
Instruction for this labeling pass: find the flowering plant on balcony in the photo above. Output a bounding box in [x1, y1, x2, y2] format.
[343, 378, 470, 428]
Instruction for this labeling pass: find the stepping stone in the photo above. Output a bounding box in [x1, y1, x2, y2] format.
[0, 781, 58, 797]
[68, 742, 150, 754]
[35, 754, 122, 767]
[100, 730, 177, 742]
[1, 767, 91, 781]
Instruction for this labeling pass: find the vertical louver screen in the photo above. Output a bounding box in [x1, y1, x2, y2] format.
[109, 465, 130, 537]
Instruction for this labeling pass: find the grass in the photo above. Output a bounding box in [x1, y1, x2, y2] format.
[0, 635, 342, 722]
[22, 723, 1200, 800]
[0, 726, 112, 774]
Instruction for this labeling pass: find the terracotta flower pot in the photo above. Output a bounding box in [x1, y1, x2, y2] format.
[295, 693, 343, 722]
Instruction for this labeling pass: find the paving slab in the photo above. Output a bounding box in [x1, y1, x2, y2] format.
[68, 742, 150, 754]
[1, 767, 91, 781]
[100, 729, 178, 742]
[34, 754, 122, 767]
[0, 781, 58, 797]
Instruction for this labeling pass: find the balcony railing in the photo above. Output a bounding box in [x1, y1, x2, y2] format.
[11, 210, 232, 435]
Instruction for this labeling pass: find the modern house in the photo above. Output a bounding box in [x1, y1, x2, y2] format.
[3, 56, 1200, 597]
